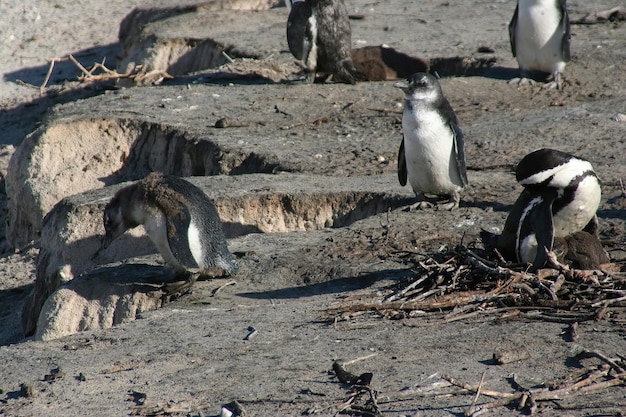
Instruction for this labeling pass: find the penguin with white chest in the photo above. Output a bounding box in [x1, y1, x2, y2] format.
[509, 0, 571, 89]
[495, 149, 601, 269]
[101, 173, 238, 282]
[286, 0, 360, 84]
[394, 72, 468, 210]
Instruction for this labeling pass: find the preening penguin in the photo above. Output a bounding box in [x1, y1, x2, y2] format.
[509, 0, 571, 89]
[286, 0, 360, 84]
[495, 149, 601, 269]
[102, 172, 238, 277]
[394, 73, 468, 210]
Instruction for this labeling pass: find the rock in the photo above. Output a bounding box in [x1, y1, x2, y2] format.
[116, 1, 284, 86]
[22, 173, 413, 337]
[4, 116, 279, 251]
[35, 264, 171, 341]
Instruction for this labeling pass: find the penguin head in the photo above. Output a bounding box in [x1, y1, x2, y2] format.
[393, 72, 442, 103]
[516, 148, 596, 191]
[102, 198, 126, 249]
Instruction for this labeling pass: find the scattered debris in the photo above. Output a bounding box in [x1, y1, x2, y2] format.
[493, 347, 531, 365]
[244, 326, 257, 341]
[221, 400, 245, 417]
[19, 383, 35, 399]
[128, 390, 147, 407]
[441, 348, 626, 415]
[43, 367, 64, 382]
[611, 113, 626, 122]
[571, 7, 626, 24]
[332, 361, 380, 416]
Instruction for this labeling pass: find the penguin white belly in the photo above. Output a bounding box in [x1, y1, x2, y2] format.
[143, 211, 184, 271]
[518, 234, 538, 264]
[187, 221, 205, 269]
[403, 109, 461, 195]
[553, 176, 602, 237]
[305, 11, 318, 71]
[515, 2, 564, 74]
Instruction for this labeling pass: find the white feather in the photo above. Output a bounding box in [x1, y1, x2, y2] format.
[187, 222, 205, 269]
[552, 175, 602, 237]
[519, 158, 593, 188]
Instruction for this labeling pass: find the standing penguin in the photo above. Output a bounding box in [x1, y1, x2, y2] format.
[394, 72, 468, 210]
[509, 0, 571, 89]
[101, 173, 238, 279]
[495, 149, 601, 269]
[286, 0, 360, 84]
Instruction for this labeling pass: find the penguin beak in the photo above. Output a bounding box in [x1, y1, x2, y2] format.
[393, 80, 410, 91]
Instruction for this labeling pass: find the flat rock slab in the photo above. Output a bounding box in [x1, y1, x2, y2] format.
[25, 172, 415, 338]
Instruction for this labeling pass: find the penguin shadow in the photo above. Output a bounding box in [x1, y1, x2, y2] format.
[0, 283, 34, 346]
[67, 264, 177, 296]
[474, 65, 521, 81]
[165, 70, 283, 87]
[237, 268, 414, 300]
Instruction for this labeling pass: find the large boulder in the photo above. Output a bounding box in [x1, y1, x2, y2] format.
[35, 264, 171, 341]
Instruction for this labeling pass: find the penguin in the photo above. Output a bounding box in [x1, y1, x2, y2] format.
[394, 72, 468, 210]
[101, 172, 238, 278]
[495, 149, 601, 269]
[509, 0, 571, 89]
[286, 0, 360, 84]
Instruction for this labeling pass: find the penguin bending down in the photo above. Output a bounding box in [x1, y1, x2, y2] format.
[394, 73, 468, 210]
[509, 0, 571, 89]
[495, 149, 601, 269]
[286, 0, 360, 84]
[102, 173, 238, 281]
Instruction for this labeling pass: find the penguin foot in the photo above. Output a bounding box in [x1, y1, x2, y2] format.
[163, 271, 198, 296]
[437, 200, 459, 211]
[404, 201, 433, 211]
[508, 77, 535, 87]
[541, 80, 560, 90]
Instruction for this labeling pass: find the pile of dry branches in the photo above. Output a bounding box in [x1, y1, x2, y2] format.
[326, 243, 626, 325]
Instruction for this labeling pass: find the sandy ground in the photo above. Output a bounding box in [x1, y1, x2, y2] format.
[1, 1, 625, 416]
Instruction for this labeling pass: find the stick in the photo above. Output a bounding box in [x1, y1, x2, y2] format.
[465, 371, 487, 416]
[579, 347, 626, 374]
[68, 54, 91, 77]
[343, 353, 378, 367]
[441, 375, 519, 399]
[40, 58, 57, 94]
[211, 280, 236, 297]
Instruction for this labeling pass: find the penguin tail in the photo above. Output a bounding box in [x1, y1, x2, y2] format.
[217, 255, 239, 276]
[479, 228, 499, 250]
[333, 59, 362, 84]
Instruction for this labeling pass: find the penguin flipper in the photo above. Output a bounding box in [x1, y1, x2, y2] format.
[508, 4, 519, 57]
[287, 2, 314, 62]
[528, 195, 556, 269]
[397, 136, 407, 187]
[582, 214, 599, 236]
[450, 121, 468, 187]
[559, 0, 571, 61]
[165, 203, 201, 270]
